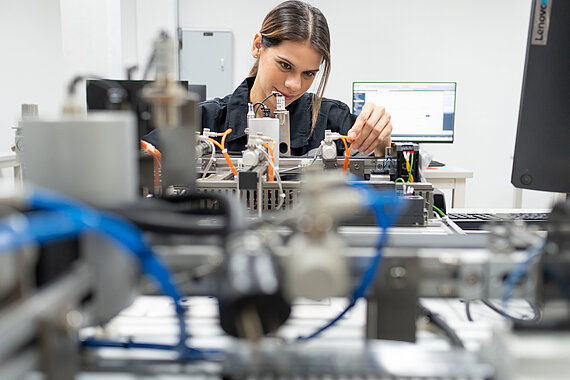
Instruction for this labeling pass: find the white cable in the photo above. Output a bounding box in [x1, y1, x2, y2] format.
[200, 137, 216, 179]
[278, 164, 302, 174]
[260, 149, 285, 210]
[310, 142, 325, 166]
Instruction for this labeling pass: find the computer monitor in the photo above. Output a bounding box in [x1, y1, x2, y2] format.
[352, 82, 456, 143]
[86, 80, 205, 139]
[188, 84, 207, 103]
[511, 0, 570, 193]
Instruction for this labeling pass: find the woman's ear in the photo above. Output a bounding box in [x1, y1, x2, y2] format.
[252, 32, 262, 58]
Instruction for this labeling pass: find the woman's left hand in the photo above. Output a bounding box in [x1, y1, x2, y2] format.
[347, 102, 392, 156]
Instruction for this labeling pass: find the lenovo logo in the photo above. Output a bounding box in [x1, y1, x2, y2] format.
[531, 0, 551, 45]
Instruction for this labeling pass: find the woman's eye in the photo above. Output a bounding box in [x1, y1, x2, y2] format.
[279, 61, 291, 70]
[303, 71, 315, 78]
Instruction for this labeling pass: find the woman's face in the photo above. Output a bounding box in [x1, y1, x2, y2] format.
[251, 34, 323, 108]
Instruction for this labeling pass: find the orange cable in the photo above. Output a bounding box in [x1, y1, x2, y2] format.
[219, 128, 232, 149]
[141, 140, 162, 161]
[207, 137, 224, 151]
[222, 152, 238, 176]
[339, 136, 353, 172]
[152, 157, 160, 187]
[207, 136, 238, 176]
[141, 140, 162, 188]
[262, 141, 276, 182]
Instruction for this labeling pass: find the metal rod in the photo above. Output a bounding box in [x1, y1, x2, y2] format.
[0, 264, 91, 362]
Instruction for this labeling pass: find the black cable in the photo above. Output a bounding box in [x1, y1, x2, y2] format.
[102, 192, 245, 236]
[68, 75, 84, 95]
[417, 303, 465, 349]
[253, 102, 267, 117]
[161, 192, 244, 232]
[463, 299, 474, 322]
[480, 299, 542, 324]
[142, 48, 157, 80]
[463, 298, 542, 324]
[126, 65, 138, 80]
[253, 92, 278, 117]
[106, 207, 228, 235]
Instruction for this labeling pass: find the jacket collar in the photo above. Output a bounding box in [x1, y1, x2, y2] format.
[225, 77, 254, 142]
[224, 77, 311, 148]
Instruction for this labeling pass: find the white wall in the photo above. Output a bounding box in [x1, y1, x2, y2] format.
[0, 0, 175, 148]
[179, 0, 562, 209]
[0, 0, 64, 152]
[128, 0, 178, 79]
[59, 0, 124, 108]
[59, 0, 177, 104]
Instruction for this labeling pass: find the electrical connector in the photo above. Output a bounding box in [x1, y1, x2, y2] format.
[61, 94, 85, 116]
[275, 93, 286, 111]
[324, 129, 340, 143]
[247, 103, 254, 119]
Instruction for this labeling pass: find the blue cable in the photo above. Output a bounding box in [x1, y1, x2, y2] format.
[353, 228, 389, 300]
[0, 211, 85, 253]
[29, 189, 194, 354]
[297, 183, 403, 342]
[350, 181, 404, 228]
[0, 188, 217, 359]
[27, 189, 185, 309]
[382, 154, 393, 170]
[297, 227, 389, 342]
[501, 239, 545, 308]
[81, 337, 224, 360]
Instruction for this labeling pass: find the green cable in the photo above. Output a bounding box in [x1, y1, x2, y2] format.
[396, 176, 445, 218]
[394, 177, 406, 190]
[426, 200, 446, 217]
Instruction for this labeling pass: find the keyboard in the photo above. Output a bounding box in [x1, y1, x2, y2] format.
[447, 212, 550, 230]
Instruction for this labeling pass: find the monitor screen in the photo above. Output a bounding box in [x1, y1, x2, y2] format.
[352, 82, 456, 143]
[511, 0, 570, 193]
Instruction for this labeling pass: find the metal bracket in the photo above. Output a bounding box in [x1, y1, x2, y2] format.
[366, 255, 419, 342]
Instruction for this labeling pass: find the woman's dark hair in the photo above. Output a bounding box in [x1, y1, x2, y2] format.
[249, 0, 331, 135]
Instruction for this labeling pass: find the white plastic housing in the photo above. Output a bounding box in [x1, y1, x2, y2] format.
[22, 111, 138, 204]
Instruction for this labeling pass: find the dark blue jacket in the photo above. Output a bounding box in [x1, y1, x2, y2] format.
[143, 77, 356, 155]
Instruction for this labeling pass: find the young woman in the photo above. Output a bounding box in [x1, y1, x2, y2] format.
[148, 1, 392, 157]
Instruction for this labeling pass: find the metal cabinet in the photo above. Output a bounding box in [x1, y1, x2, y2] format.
[179, 29, 233, 100]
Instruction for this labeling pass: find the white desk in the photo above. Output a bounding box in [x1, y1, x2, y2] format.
[423, 166, 473, 208]
[0, 152, 21, 181]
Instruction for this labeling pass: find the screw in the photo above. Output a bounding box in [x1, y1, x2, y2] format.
[389, 266, 407, 288]
[465, 273, 480, 285]
[390, 266, 407, 278]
